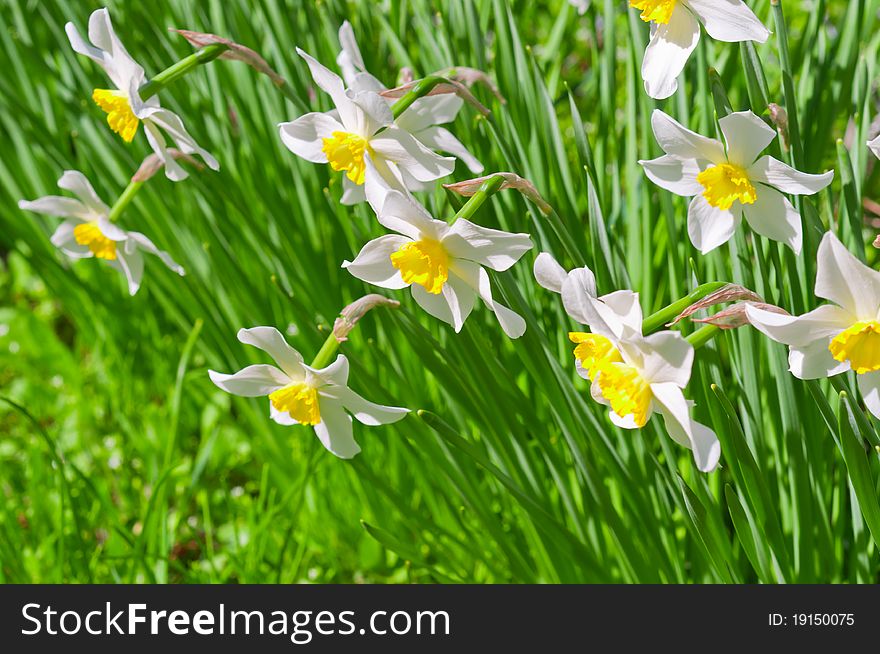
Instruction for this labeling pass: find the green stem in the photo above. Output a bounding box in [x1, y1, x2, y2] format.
[686, 325, 720, 349]
[641, 282, 727, 335]
[139, 44, 228, 100]
[107, 178, 144, 223]
[830, 375, 880, 447]
[309, 333, 340, 369]
[390, 75, 446, 119]
[771, 0, 804, 167]
[449, 175, 506, 225]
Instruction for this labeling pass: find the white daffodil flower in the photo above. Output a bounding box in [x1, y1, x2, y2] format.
[343, 170, 532, 338]
[336, 21, 483, 178]
[869, 134, 880, 160]
[278, 48, 455, 205]
[640, 109, 833, 254]
[66, 7, 218, 181]
[209, 327, 409, 458]
[630, 0, 770, 99]
[18, 170, 184, 295]
[534, 252, 721, 472]
[746, 231, 880, 419]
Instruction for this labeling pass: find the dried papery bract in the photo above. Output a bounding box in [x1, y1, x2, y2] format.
[768, 103, 790, 150]
[131, 150, 204, 183]
[695, 301, 790, 330]
[381, 79, 490, 116]
[435, 67, 506, 104]
[333, 294, 401, 343]
[172, 29, 285, 86]
[444, 173, 553, 216]
[667, 283, 764, 326]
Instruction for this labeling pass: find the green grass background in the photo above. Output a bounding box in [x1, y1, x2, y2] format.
[1, 0, 880, 583]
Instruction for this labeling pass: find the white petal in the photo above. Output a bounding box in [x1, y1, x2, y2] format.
[208, 365, 289, 397]
[126, 231, 184, 275]
[742, 185, 802, 253]
[608, 409, 643, 430]
[141, 108, 219, 177]
[350, 91, 393, 136]
[869, 135, 880, 160]
[65, 20, 104, 66]
[857, 372, 880, 420]
[639, 154, 704, 196]
[788, 339, 849, 380]
[278, 112, 343, 163]
[237, 327, 306, 380]
[598, 290, 643, 334]
[637, 331, 694, 387]
[687, 195, 739, 253]
[19, 196, 89, 219]
[533, 252, 567, 294]
[341, 175, 367, 205]
[374, 188, 438, 240]
[744, 303, 853, 347]
[336, 20, 367, 86]
[303, 354, 350, 388]
[370, 126, 455, 182]
[50, 221, 92, 258]
[77, 8, 145, 90]
[57, 170, 109, 215]
[474, 267, 527, 339]
[650, 109, 726, 162]
[641, 6, 700, 100]
[313, 400, 360, 458]
[815, 231, 880, 320]
[115, 247, 144, 296]
[396, 95, 464, 132]
[319, 385, 409, 426]
[343, 234, 410, 289]
[442, 219, 532, 271]
[748, 155, 833, 196]
[719, 110, 775, 167]
[413, 125, 484, 173]
[411, 283, 456, 328]
[560, 267, 599, 324]
[686, 0, 771, 43]
[296, 47, 358, 129]
[270, 404, 297, 426]
[651, 382, 721, 472]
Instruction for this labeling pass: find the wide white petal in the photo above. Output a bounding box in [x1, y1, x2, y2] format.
[637, 331, 694, 387]
[50, 221, 92, 259]
[719, 111, 775, 167]
[126, 231, 185, 276]
[141, 108, 219, 171]
[278, 112, 343, 163]
[411, 283, 456, 328]
[303, 354, 350, 388]
[650, 109, 726, 163]
[350, 91, 394, 136]
[857, 371, 880, 420]
[639, 154, 704, 196]
[237, 327, 306, 381]
[788, 339, 850, 380]
[815, 231, 880, 320]
[19, 196, 89, 219]
[375, 188, 439, 240]
[80, 8, 144, 90]
[58, 170, 109, 215]
[343, 235, 410, 289]
[313, 399, 360, 458]
[341, 175, 367, 205]
[270, 404, 297, 426]
[560, 267, 599, 324]
[641, 6, 700, 100]
[413, 125, 484, 173]
[597, 290, 643, 334]
[474, 267, 527, 339]
[748, 156, 834, 196]
[651, 382, 721, 472]
[687, 195, 739, 253]
[742, 185, 802, 253]
[442, 219, 532, 271]
[208, 364, 289, 397]
[533, 252, 568, 294]
[608, 409, 643, 430]
[319, 385, 409, 426]
[686, 0, 771, 43]
[337, 20, 367, 86]
[114, 247, 144, 295]
[370, 126, 455, 182]
[296, 47, 358, 129]
[396, 95, 464, 132]
[744, 303, 852, 347]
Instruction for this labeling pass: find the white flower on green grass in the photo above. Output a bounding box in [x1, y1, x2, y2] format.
[640, 109, 833, 254]
[66, 7, 218, 181]
[746, 231, 880, 419]
[336, 21, 483, 178]
[630, 0, 770, 99]
[534, 252, 720, 472]
[278, 48, 455, 205]
[343, 169, 532, 338]
[869, 135, 880, 160]
[209, 327, 408, 458]
[18, 170, 184, 295]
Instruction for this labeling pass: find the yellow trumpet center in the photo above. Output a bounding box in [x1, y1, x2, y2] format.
[569, 332, 623, 377]
[73, 222, 117, 260]
[596, 363, 653, 428]
[321, 131, 372, 185]
[630, 0, 677, 24]
[696, 163, 758, 211]
[829, 321, 880, 374]
[92, 89, 139, 143]
[390, 239, 449, 294]
[269, 382, 321, 426]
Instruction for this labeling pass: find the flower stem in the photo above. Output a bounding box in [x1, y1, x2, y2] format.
[107, 178, 144, 223]
[641, 282, 728, 335]
[139, 44, 229, 100]
[309, 332, 340, 369]
[448, 175, 505, 225]
[390, 75, 446, 119]
[686, 325, 720, 349]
